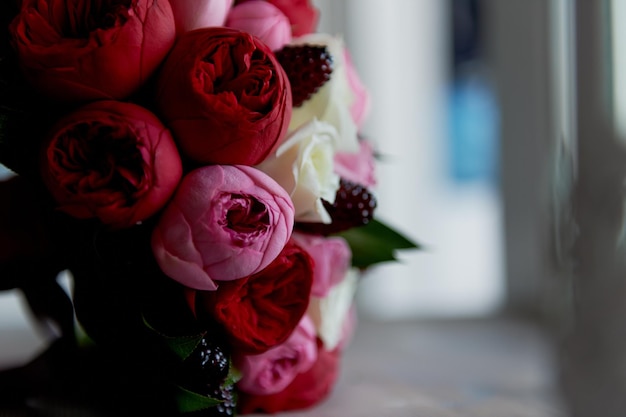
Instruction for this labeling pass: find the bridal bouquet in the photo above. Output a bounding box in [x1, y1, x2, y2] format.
[0, 1, 417, 415]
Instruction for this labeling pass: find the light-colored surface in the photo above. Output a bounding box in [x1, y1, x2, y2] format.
[252, 318, 567, 417]
[0, 314, 567, 416]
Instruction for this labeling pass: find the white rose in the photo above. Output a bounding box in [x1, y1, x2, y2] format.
[288, 33, 359, 153]
[257, 119, 340, 223]
[307, 268, 359, 351]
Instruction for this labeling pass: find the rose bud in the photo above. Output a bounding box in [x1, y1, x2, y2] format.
[197, 239, 313, 353]
[292, 232, 351, 297]
[151, 165, 295, 291]
[344, 48, 371, 129]
[234, 316, 318, 395]
[40, 101, 183, 229]
[169, 0, 234, 34]
[238, 341, 342, 413]
[226, 1, 291, 51]
[334, 139, 377, 188]
[156, 27, 292, 165]
[9, 0, 176, 102]
[236, 0, 319, 37]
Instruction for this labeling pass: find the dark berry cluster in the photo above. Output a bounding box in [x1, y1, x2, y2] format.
[297, 178, 377, 235]
[275, 44, 333, 107]
[180, 335, 236, 416]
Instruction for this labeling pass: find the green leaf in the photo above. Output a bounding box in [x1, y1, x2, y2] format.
[337, 218, 421, 269]
[166, 334, 205, 361]
[175, 386, 222, 413]
[225, 364, 242, 386]
[142, 315, 204, 361]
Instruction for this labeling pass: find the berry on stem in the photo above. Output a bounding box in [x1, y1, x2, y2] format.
[275, 45, 333, 107]
[296, 178, 377, 235]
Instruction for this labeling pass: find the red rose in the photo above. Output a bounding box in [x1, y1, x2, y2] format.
[40, 100, 182, 229]
[9, 0, 176, 102]
[235, 0, 318, 36]
[198, 240, 313, 353]
[156, 27, 292, 165]
[238, 341, 342, 414]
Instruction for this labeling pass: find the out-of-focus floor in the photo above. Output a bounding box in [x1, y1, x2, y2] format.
[0, 294, 567, 417]
[259, 318, 568, 417]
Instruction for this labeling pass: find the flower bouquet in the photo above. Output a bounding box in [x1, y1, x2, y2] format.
[0, 0, 418, 415]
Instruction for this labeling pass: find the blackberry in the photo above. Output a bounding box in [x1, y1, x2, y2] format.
[186, 383, 236, 417]
[181, 337, 230, 390]
[297, 178, 377, 235]
[204, 384, 236, 417]
[275, 45, 333, 107]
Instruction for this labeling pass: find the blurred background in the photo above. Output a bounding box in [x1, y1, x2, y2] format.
[314, 1, 626, 414]
[314, 0, 518, 320]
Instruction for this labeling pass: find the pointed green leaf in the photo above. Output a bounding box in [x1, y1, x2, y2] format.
[175, 386, 222, 413]
[165, 335, 205, 361]
[225, 364, 242, 386]
[142, 315, 204, 360]
[337, 218, 421, 269]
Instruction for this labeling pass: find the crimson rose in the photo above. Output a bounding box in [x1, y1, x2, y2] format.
[40, 100, 182, 229]
[198, 240, 313, 354]
[156, 27, 292, 165]
[10, 0, 176, 102]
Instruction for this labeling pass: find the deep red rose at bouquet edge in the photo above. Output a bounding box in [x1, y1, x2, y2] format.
[156, 27, 292, 165]
[9, 0, 176, 102]
[39, 100, 183, 229]
[197, 240, 314, 354]
[237, 340, 342, 414]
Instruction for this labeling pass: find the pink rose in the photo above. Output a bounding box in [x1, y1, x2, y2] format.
[344, 48, 371, 128]
[235, 316, 317, 395]
[333, 139, 377, 187]
[9, 0, 176, 102]
[238, 341, 341, 413]
[226, 1, 291, 51]
[292, 232, 351, 297]
[40, 101, 183, 229]
[169, 0, 234, 34]
[151, 165, 294, 291]
[234, 0, 318, 36]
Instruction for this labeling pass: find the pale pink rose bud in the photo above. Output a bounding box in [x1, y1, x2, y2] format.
[292, 232, 351, 297]
[334, 139, 377, 188]
[151, 165, 295, 291]
[169, 0, 234, 34]
[226, 1, 292, 51]
[343, 48, 371, 128]
[235, 316, 318, 395]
